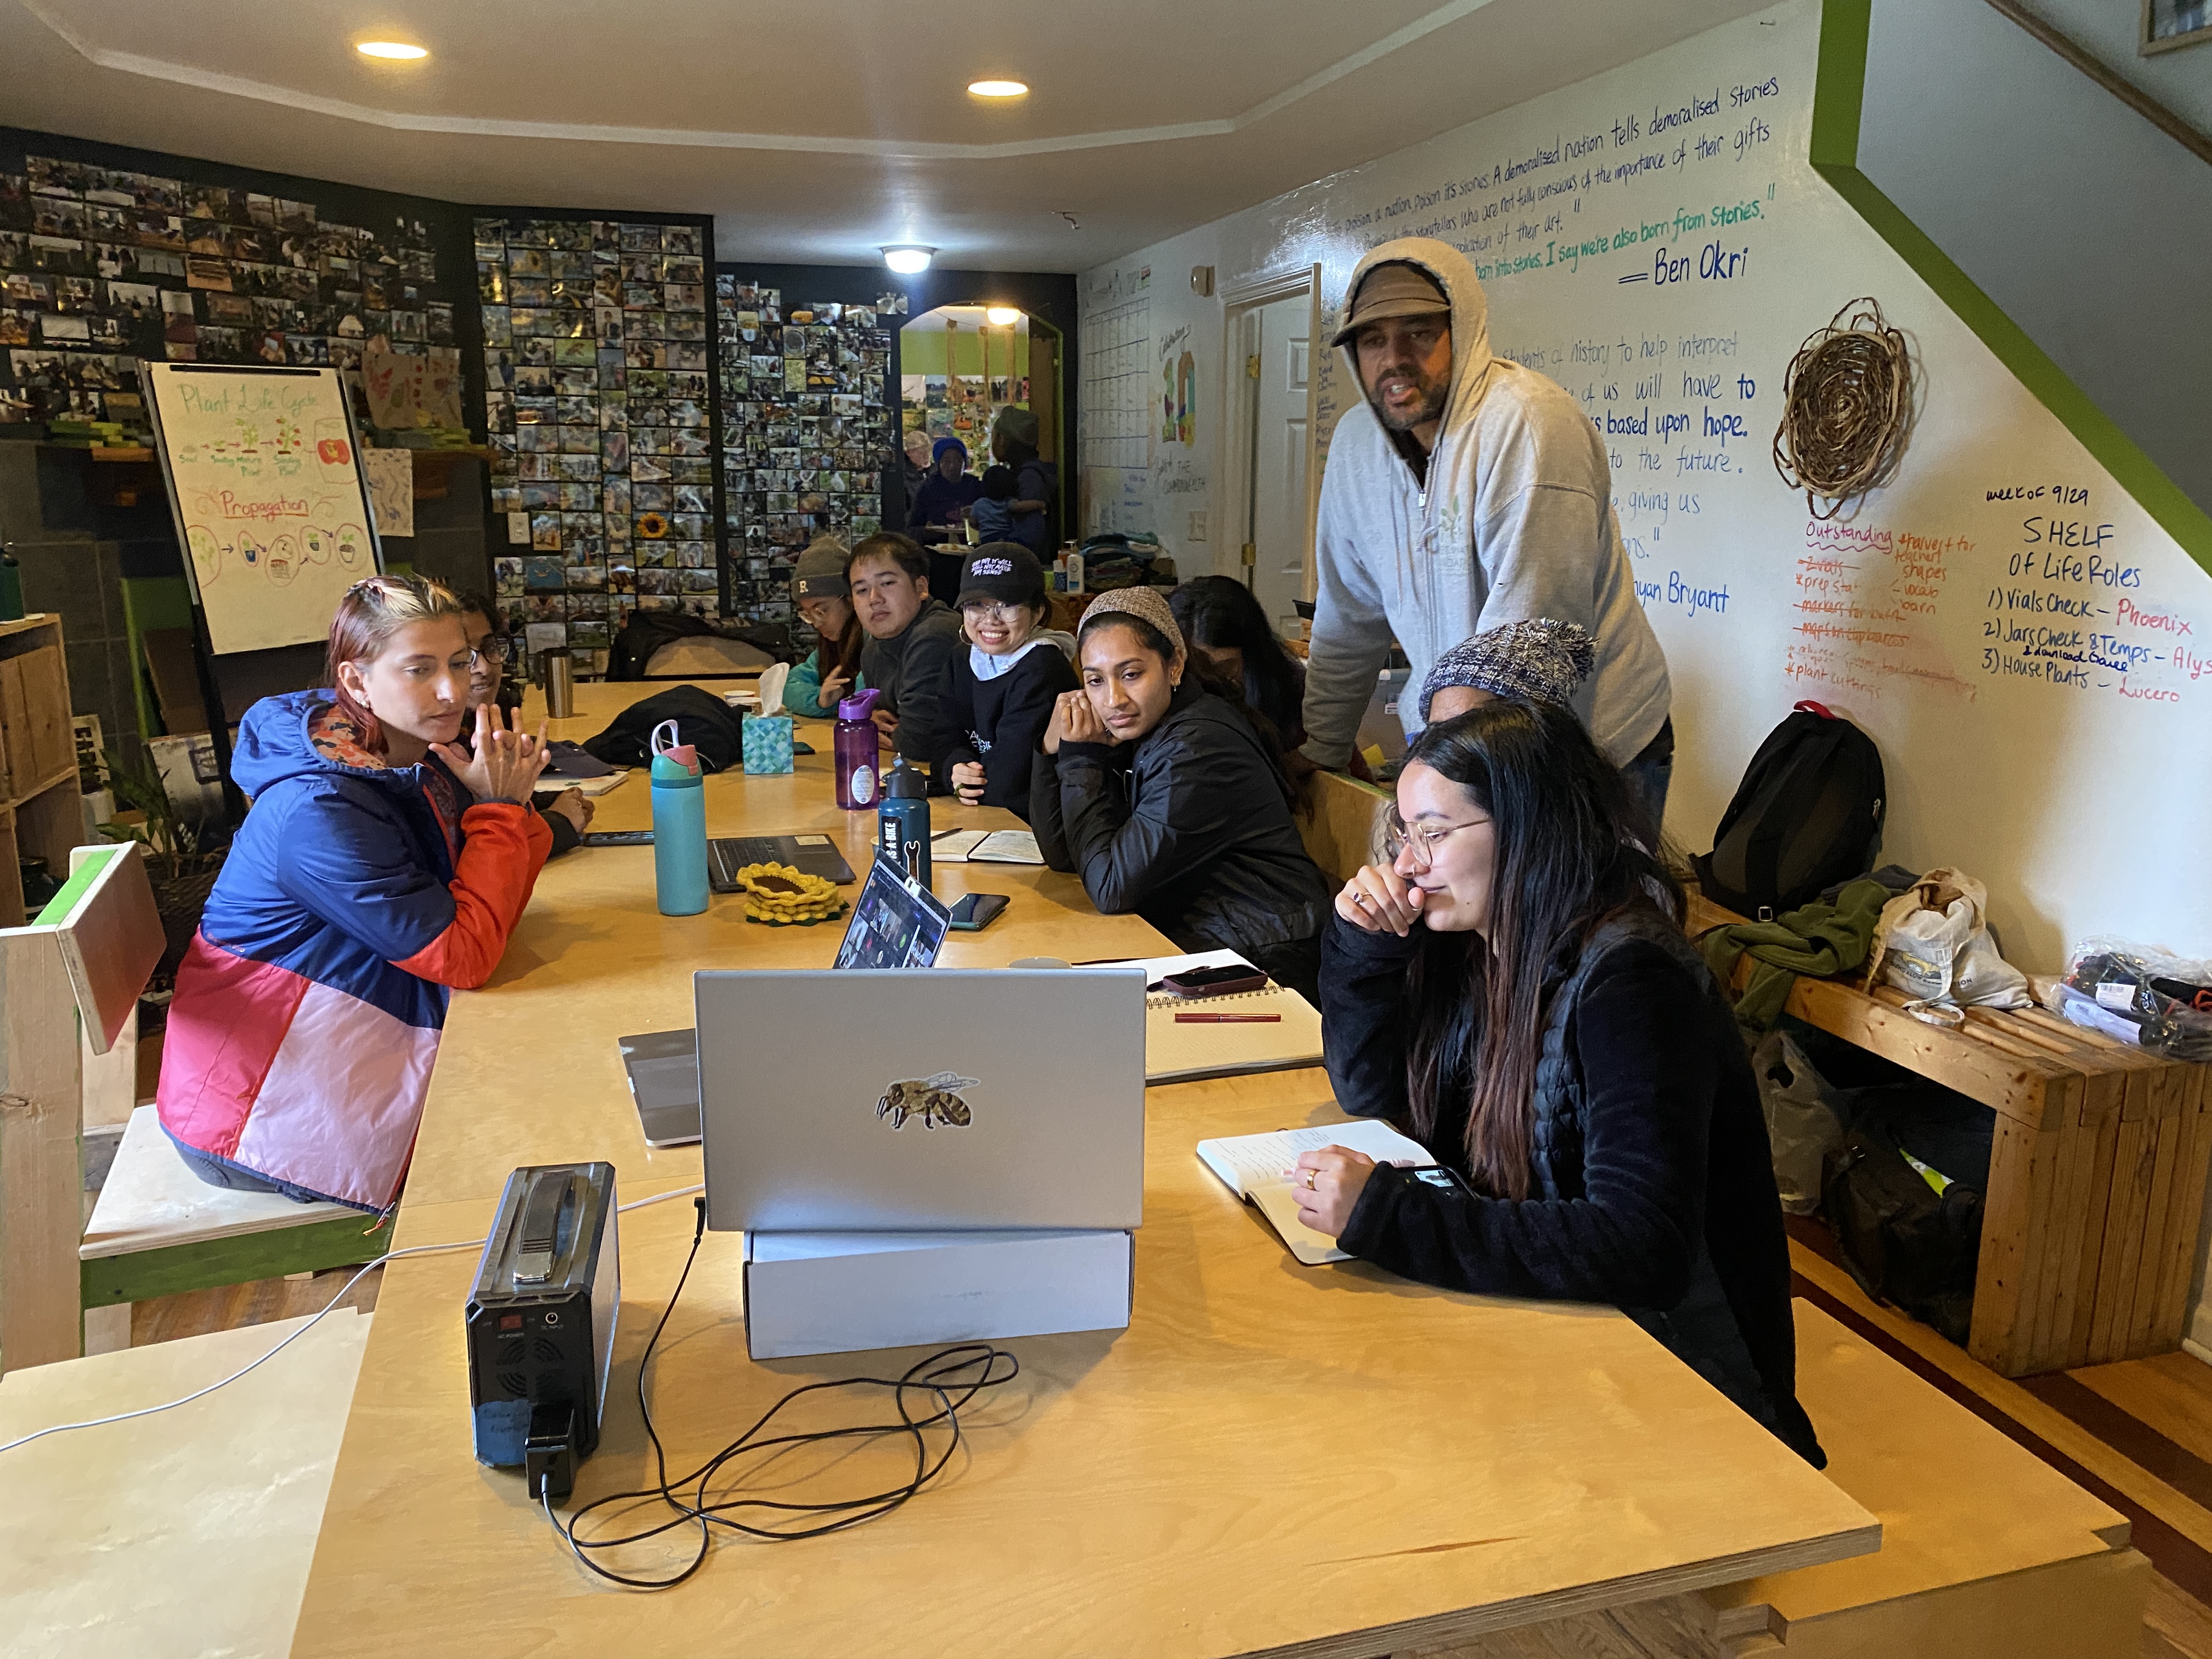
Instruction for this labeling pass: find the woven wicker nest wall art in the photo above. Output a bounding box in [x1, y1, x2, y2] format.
[1772, 297, 1916, 520]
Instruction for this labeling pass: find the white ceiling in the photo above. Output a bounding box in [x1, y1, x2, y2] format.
[1, 0, 1775, 271]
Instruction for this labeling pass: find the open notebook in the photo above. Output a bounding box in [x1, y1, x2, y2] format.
[1195, 1120, 1433, 1265]
[1127, 950, 1324, 1084]
[931, 828, 1042, 864]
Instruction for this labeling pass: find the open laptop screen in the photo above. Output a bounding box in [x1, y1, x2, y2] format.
[834, 860, 952, 970]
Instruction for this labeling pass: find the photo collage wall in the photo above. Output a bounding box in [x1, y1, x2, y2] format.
[0, 152, 449, 428]
[479, 216, 716, 678]
[716, 276, 901, 629]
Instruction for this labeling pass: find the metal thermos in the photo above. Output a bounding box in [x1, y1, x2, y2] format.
[648, 718, 709, 917]
[542, 648, 574, 720]
[878, 756, 931, 888]
[834, 688, 885, 810]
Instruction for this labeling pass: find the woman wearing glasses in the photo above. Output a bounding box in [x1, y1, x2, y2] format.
[934, 543, 1076, 820]
[1300, 697, 1825, 1466]
[156, 575, 553, 1214]
[454, 591, 591, 854]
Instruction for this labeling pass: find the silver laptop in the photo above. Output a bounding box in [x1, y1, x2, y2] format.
[696, 967, 1147, 1232]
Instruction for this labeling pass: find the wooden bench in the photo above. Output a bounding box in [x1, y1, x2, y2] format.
[1691, 893, 2212, 1378]
[0, 1307, 371, 1658]
[1302, 766, 1391, 886]
[80, 1107, 387, 1316]
[1411, 1300, 2146, 1658]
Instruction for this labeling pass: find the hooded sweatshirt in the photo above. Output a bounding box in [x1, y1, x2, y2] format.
[1302, 238, 1669, 769]
[155, 691, 551, 1210]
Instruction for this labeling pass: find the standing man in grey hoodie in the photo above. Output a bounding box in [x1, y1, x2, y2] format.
[1300, 238, 1674, 821]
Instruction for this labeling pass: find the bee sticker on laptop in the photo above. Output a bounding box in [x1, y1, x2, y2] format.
[877, 1073, 979, 1131]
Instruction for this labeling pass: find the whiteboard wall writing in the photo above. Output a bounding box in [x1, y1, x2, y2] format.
[142, 363, 383, 656]
[1077, 0, 2212, 974]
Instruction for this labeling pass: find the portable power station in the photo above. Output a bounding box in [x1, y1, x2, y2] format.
[466, 1162, 620, 1499]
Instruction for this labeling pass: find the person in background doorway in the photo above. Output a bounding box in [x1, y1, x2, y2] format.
[970, 464, 1019, 544]
[990, 404, 1056, 554]
[936, 543, 1077, 819]
[848, 531, 963, 786]
[1307, 698, 1821, 1466]
[1299, 238, 1673, 822]
[452, 591, 590, 856]
[909, 435, 984, 597]
[1170, 575, 1308, 754]
[1032, 586, 1331, 1002]
[156, 575, 551, 1214]
[781, 535, 869, 718]
[901, 428, 934, 521]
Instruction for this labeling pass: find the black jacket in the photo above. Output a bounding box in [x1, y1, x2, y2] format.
[1032, 682, 1331, 958]
[859, 599, 963, 778]
[1322, 910, 1823, 1465]
[938, 642, 1078, 821]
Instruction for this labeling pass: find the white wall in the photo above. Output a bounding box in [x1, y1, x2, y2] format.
[1079, 0, 2212, 1352]
[1861, 0, 2212, 517]
[2013, 0, 2212, 136]
[1080, 0, 2212, 974]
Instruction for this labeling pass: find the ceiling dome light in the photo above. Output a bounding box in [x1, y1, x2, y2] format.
[967, 79, 1029, 98]
[881, 245, 935, 275]
[985, 306, 1021, 326]
[356, 40, 428, 59]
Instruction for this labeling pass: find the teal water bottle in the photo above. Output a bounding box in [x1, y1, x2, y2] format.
[648, 718, 708, 916]
[877, 757, 931, 887]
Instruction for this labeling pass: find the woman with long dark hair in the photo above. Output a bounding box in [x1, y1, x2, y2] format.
[1031, 586, 1331, 1002]
[1294, 699, 1823, 1465]
[1169, 575, 1307, 752]
[780, 536, 870, 718]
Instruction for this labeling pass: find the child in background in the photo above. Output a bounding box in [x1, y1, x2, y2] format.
[969, 464, 1018, 544]
[936, 543, 1076, 819]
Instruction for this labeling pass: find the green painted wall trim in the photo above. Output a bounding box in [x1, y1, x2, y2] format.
[1809, 0, 2212, 579]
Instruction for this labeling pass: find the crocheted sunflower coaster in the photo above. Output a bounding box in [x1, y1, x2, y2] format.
[733, 862, 848, 927]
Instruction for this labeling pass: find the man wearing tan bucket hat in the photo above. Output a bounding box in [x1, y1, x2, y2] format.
[1300, 238, 1674, 825]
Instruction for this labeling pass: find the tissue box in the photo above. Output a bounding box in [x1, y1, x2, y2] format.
[743, 1229, 1133, 1359]
[742, 713, 794, 774]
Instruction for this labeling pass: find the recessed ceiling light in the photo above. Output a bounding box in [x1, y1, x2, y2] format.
[356, 40, 428, 60]
[967, 79, 1028, 98]
[881, 245, 935, 275]
[985, 306, 1021, 326]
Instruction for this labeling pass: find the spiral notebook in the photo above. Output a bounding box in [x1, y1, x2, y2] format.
[1119, 950, 1325, 1084]
[1195, 1119, 1433, 1265]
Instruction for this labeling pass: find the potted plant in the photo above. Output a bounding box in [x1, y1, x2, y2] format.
[98, 743, 225, 991]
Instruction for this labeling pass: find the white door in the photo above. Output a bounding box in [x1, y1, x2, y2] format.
[1245, 293, 1311, 631]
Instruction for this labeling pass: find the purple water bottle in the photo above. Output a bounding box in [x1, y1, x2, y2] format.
[835, 688, 885, 810]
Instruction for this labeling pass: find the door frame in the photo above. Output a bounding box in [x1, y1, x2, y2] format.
[1216, 266, 1322, 595]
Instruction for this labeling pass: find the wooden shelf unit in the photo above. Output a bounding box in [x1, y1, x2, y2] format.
[1691, 894, 2212, 1378]
[0, 613, 84, 929]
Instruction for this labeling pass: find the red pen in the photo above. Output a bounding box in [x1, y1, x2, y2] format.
[1173, 1012, 1282, 1023]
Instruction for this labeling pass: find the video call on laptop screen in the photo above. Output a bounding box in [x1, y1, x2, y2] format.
[834, 861, 951, 970]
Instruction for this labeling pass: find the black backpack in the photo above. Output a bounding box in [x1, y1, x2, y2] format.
[1695, 701, 1884, 919]
[581, 685, 745, 773]
[1822, 1112, 1987, 1347]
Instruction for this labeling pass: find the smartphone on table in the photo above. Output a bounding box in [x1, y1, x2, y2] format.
[947, 893, 1009, 931]
[1151, 964, 1270, 998]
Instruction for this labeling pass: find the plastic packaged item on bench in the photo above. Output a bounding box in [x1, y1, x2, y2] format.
[1867, 867, 2029, 1011]
[2058, 936, 2212, 1060]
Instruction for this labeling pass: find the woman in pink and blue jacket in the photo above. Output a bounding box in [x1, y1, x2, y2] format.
[156, 575, 552, 1213]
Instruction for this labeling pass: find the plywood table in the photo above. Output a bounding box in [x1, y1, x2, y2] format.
[289, 684, 1877, 1657]
[0, 1308, 371, 1659]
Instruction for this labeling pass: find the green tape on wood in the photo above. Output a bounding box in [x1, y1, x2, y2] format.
[31, 845, 120, 929]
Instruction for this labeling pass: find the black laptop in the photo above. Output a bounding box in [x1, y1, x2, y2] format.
[706, 833, 855, 890]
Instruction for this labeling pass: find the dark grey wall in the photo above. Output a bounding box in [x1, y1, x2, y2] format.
[0, 441, 177, 755]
